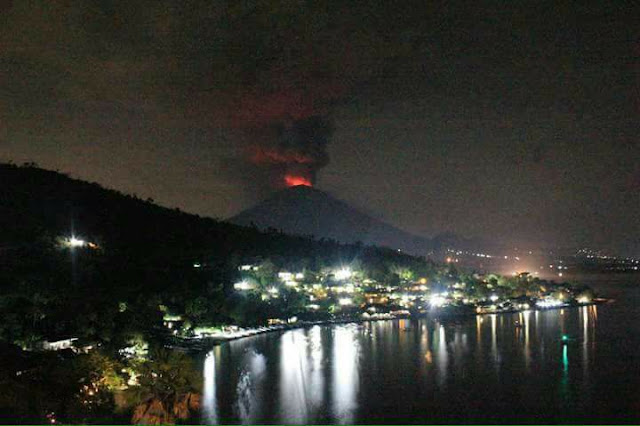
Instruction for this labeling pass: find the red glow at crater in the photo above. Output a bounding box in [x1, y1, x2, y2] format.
[284, 175, 312, 187]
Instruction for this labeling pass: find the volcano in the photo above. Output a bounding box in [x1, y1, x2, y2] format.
[229, 185, 432, 255]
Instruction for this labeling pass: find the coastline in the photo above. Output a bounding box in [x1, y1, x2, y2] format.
[169, 299, 609, 352]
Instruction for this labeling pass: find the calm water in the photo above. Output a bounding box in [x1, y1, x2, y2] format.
[199, 277, 640, 424]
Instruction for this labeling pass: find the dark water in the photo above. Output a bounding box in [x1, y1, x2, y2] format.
[199, 277, 640, 424]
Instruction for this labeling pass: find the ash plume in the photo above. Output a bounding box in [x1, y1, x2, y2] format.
[249, 115, 333, 189]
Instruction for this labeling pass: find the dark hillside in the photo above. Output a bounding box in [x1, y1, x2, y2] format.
[0, 163, 433, 343]
[230, 185, 433, 255]
[0, 163, 425, 266]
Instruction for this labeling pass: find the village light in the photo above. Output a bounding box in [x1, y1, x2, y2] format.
[339, 298, 352, 306]
[278, 272, 293, 280]
[536, 299, 564, 308]
[577, 296, 591, 304]
[335, 268, 352, 280]
[233, 281, 254, 291]
[429, 294, 446, 308]
[65, 236, 86, 248]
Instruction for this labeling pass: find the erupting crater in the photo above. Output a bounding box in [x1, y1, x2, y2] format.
[284, 175, 312, 187]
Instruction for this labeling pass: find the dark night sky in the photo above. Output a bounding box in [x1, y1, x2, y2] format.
[1, 1, 638, 255]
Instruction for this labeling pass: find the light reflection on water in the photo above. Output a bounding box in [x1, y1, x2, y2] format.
[200, 298, 640, 424]
[279, 326, 326, 423]
[236, 348, 265, 422]
[202, 349, 217, 424]
[332, 325, 359, 424]
[436, 324, 447, 387]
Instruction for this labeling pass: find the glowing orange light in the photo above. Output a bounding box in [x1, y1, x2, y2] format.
[285, 175, 312, 187]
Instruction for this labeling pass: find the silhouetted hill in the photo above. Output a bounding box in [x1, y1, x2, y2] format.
[0, 162, 440, 344]
[0, 163, 424, 274]
[230, 185, 433, 255]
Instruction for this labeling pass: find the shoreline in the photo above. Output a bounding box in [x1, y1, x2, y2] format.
[169, 299, 609, 352]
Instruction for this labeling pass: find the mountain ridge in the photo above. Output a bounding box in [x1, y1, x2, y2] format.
[229, 185, 433, 255]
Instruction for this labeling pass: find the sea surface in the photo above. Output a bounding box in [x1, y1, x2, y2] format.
[198, 275, 640, 424]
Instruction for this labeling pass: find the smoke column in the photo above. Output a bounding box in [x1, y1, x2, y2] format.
[249, 115, 333, 188]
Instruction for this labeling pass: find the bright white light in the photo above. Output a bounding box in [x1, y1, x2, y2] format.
[67, 236, 86, 247]
[278, 272, 293, 280]
[429, 295, 446, 307]
[577, 296, 591, 304]
[234, 281, 254, 291]
[268, 287, 279, 295]
[334, 268, 352, 281]
[285, 280, 298, 287]
[295, 273, 304, 280]
[536, 299, 564, 308]
[489, 294, 499, 302]
[339, 298, 352, 306]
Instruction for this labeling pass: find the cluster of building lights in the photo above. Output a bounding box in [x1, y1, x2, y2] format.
[229, 262, 595, 322]
[535, 299, 566, 308]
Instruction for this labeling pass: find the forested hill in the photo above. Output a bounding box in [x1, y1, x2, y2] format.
[0, 162, 439, 346]
[0, 162, 430, 290]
